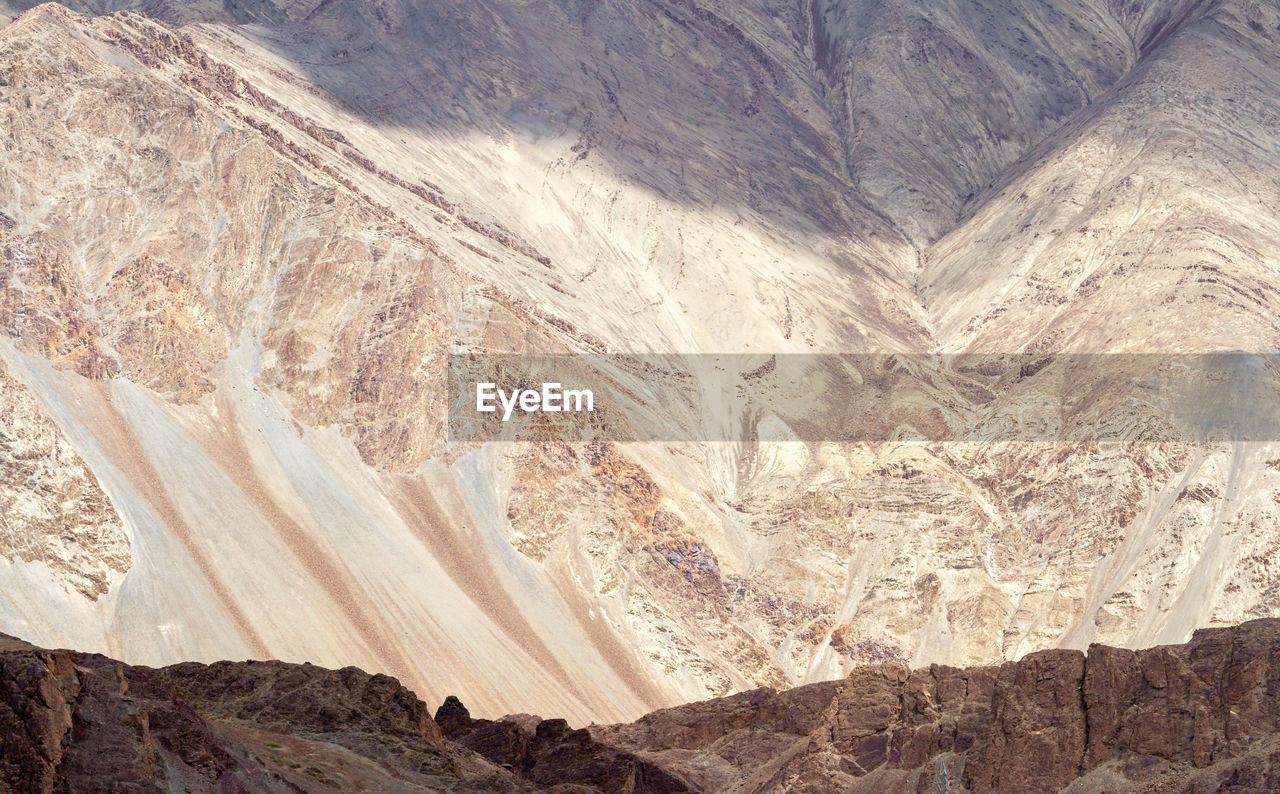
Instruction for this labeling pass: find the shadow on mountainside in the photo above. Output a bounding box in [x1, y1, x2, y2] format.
[1, 0, 1222, 255]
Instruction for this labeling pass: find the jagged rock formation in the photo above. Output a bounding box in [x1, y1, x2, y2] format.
[435, 695, 692, 792]
[502, 619, 1280, 792]
[7, 620, 1280, 792]
[0, 0, 1278, 727]
[0, 633, 532, 792]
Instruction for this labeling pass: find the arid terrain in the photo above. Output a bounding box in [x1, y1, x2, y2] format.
[7, 620, 1280, 791]
[0, 0, 1278, 734]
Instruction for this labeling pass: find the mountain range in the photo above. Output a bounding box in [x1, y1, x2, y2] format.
[0, 0, 1278, 730]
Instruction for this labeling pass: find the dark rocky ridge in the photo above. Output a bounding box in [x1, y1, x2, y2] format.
[5, 620, 1280, 791]
[0, 634, 530, 792]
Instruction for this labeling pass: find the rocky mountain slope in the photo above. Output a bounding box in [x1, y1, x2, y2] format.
[7, 619, 1280, 792]
[0, 632, 533, 792]
[0, 0, 1278, 726]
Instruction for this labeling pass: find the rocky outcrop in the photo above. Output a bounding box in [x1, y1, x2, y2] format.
[435, 695, 691, 792]
[586, 618, 1280, 792]
[9, 621, 1280, 792]
[96, 254, 227, 404]
[0, 231, 117, 380]
[0, 634, 530, 792]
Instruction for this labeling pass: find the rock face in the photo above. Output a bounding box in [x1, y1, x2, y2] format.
[0, 633, 531, 792]
[7, 620, 1280, 792]
[0, 0, 1278, 728]
[435, 694, 692, 793]
[586, 618, 1280, 792]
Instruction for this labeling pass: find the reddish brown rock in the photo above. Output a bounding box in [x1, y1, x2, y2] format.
[0, 635, 529, 793]
[7, 622, 1280, 791]
[96, 254, 227, 404]
[593, 619, 1280, 793]
[0, 232, 117, 379]
[435, 694, 692, 792]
